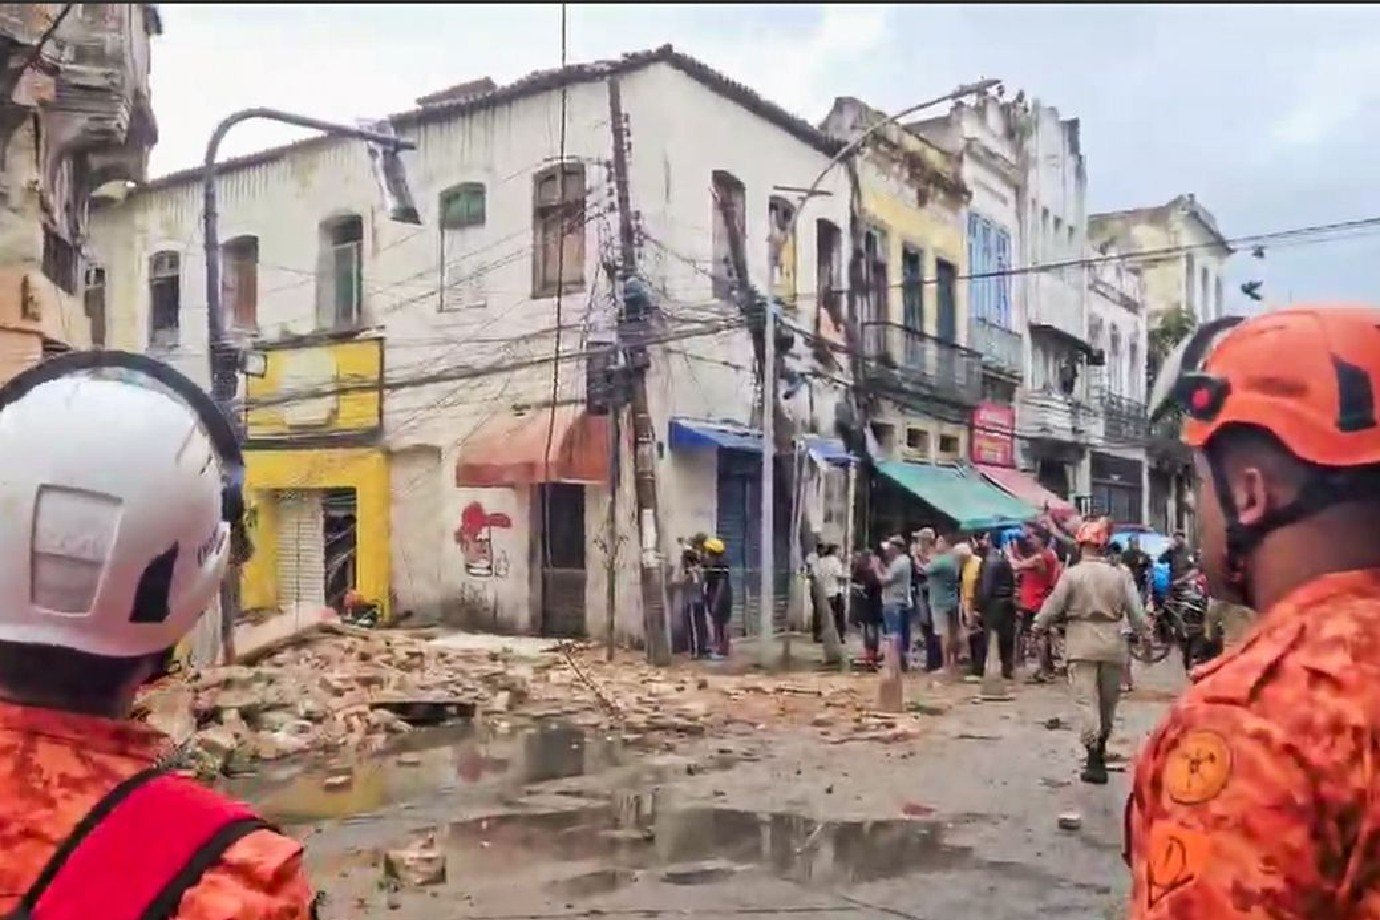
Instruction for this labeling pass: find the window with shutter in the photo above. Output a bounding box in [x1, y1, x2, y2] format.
[532, 164, 586, 297]
[440, 183, 486, 230]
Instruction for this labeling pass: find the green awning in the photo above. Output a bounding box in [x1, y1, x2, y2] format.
[877, 461, 1040, 531]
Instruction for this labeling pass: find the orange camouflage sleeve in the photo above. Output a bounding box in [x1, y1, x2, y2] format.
[1127, 701, 1347, 919]
[175, 828, 318, 920]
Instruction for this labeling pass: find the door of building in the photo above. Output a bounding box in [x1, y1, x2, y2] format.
[715, 451, 789, 637]
[537, 483, 587, 638]
[276, 489, 326, 614]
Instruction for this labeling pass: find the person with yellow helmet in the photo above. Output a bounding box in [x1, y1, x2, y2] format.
[1031, 516, 1150, 784]
[701, 537, 732, 659]
[1126, 307, 1380, 917]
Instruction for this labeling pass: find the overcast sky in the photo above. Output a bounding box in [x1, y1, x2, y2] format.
[149, 4, 1380, 309]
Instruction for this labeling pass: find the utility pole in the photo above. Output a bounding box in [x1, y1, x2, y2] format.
[716, 200, 776, 669]
[604, 378, 621, 663]
[202, 108, 415, 665]
[608, 77, 671, 666]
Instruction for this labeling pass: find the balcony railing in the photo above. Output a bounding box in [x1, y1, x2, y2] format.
[968, 317, 1023, 378]
[1100, 391, 1149, 445]
[1017, 389, 1105, 445]
[859, 321, 983, 408]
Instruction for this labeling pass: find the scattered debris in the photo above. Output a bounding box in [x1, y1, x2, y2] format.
[138, 622, 967, 776]
[383, 834, 446, 887]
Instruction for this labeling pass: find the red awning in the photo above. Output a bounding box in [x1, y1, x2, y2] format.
[456, 406, 609, 487]
[975, 464, 1076, 522]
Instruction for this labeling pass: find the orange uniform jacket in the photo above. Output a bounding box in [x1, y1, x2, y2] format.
[1126, 569, 1380, 918]
[0, 700, 317, 919]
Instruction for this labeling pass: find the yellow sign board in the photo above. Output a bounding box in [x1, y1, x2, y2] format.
[245, 337, 383, 441]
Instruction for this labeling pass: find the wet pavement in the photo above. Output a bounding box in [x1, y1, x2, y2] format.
[252, 657, 1187, 920]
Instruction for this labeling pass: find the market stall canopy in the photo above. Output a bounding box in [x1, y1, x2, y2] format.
[975, 464, 1077, 522]
[877, 460, 1039, 531]
[667, 417, 855, 465]
[456, 406, 608, 486]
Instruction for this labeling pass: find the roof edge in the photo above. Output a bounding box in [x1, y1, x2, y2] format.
[127, 44, 842, 198]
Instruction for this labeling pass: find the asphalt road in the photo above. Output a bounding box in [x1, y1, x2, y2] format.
[298, 657, 1186, 920]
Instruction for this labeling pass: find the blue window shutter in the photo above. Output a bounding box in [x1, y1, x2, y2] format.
[995, 227, 1011, 327]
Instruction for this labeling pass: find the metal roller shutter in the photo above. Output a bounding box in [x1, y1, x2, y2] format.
[276, 489, 326, 613]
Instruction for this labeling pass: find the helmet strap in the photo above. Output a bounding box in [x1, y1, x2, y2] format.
[1208, 454, 1380, 608]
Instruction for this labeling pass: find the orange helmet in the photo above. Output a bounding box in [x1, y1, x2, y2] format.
[1149, 306, 1380, 599]
[1149, 307, 1380, 466]
[1074, 517, 1111, 547]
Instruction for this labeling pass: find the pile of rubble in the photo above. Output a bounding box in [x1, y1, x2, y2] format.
[137, 624, 958, 779]
[141, 624, 546, 776]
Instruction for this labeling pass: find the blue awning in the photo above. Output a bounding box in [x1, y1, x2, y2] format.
[668, 418, 855, 465]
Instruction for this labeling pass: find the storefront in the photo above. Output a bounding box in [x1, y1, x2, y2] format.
[970, 400, 1016, 468]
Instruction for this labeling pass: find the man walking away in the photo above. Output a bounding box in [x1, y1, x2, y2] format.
[0, 370, 319, 917]
[973, 531, 1017, 680]
[1033, 518, 1150, 784]
[817, 544, 846, 641]
[876, 537, 913, 671]
[702, 538, 733, 660]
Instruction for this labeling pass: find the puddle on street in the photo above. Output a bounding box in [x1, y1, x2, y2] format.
[228, 719, 626, 825]
[443, 801, 977, 892]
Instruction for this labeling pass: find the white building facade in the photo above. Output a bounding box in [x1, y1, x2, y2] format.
[1085, 246, 1150, 524]
[1012, 102, 1103, 505]
[87, 47, 854, 645]
[1088, 195, 1233, 535]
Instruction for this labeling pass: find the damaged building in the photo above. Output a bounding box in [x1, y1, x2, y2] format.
[88, 45, 856, 648]
[0, 3, 159, 376]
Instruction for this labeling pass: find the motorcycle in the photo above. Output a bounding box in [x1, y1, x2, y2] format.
[1131, 571, 1211, 669]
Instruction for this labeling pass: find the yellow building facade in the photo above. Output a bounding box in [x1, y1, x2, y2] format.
[240, 334, 391, 619]
[822, 96, 975, 463]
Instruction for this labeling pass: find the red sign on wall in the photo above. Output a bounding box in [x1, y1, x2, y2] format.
[970, 401, 1016, 467]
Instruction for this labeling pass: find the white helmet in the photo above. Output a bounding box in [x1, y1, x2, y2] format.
[0, 374, 230, 658]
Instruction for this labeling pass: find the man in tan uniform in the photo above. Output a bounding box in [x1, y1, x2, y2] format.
[1033, 517, 1150, 784]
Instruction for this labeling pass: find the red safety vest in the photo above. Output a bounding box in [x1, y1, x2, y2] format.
[5, 767, 285, 920]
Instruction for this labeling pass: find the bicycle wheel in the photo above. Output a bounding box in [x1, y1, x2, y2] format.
[1130, 630, 1172, 664]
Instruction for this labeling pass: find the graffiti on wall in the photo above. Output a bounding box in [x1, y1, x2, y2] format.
[454, 500, 512, 579]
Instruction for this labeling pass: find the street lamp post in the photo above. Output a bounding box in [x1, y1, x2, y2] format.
[201, 108, 417, 665]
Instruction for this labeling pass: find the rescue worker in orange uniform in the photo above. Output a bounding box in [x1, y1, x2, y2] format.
[0, 353, 319, 918]
[1127, 306, 1380, 917]
[1032, 516, 1149, 785]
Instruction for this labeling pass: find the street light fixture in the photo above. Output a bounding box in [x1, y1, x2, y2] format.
[200, 107, 420, 665]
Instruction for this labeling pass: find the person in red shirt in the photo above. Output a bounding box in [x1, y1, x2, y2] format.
[1013, 527, 1059, 681]
[0, 353, 319, 919]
